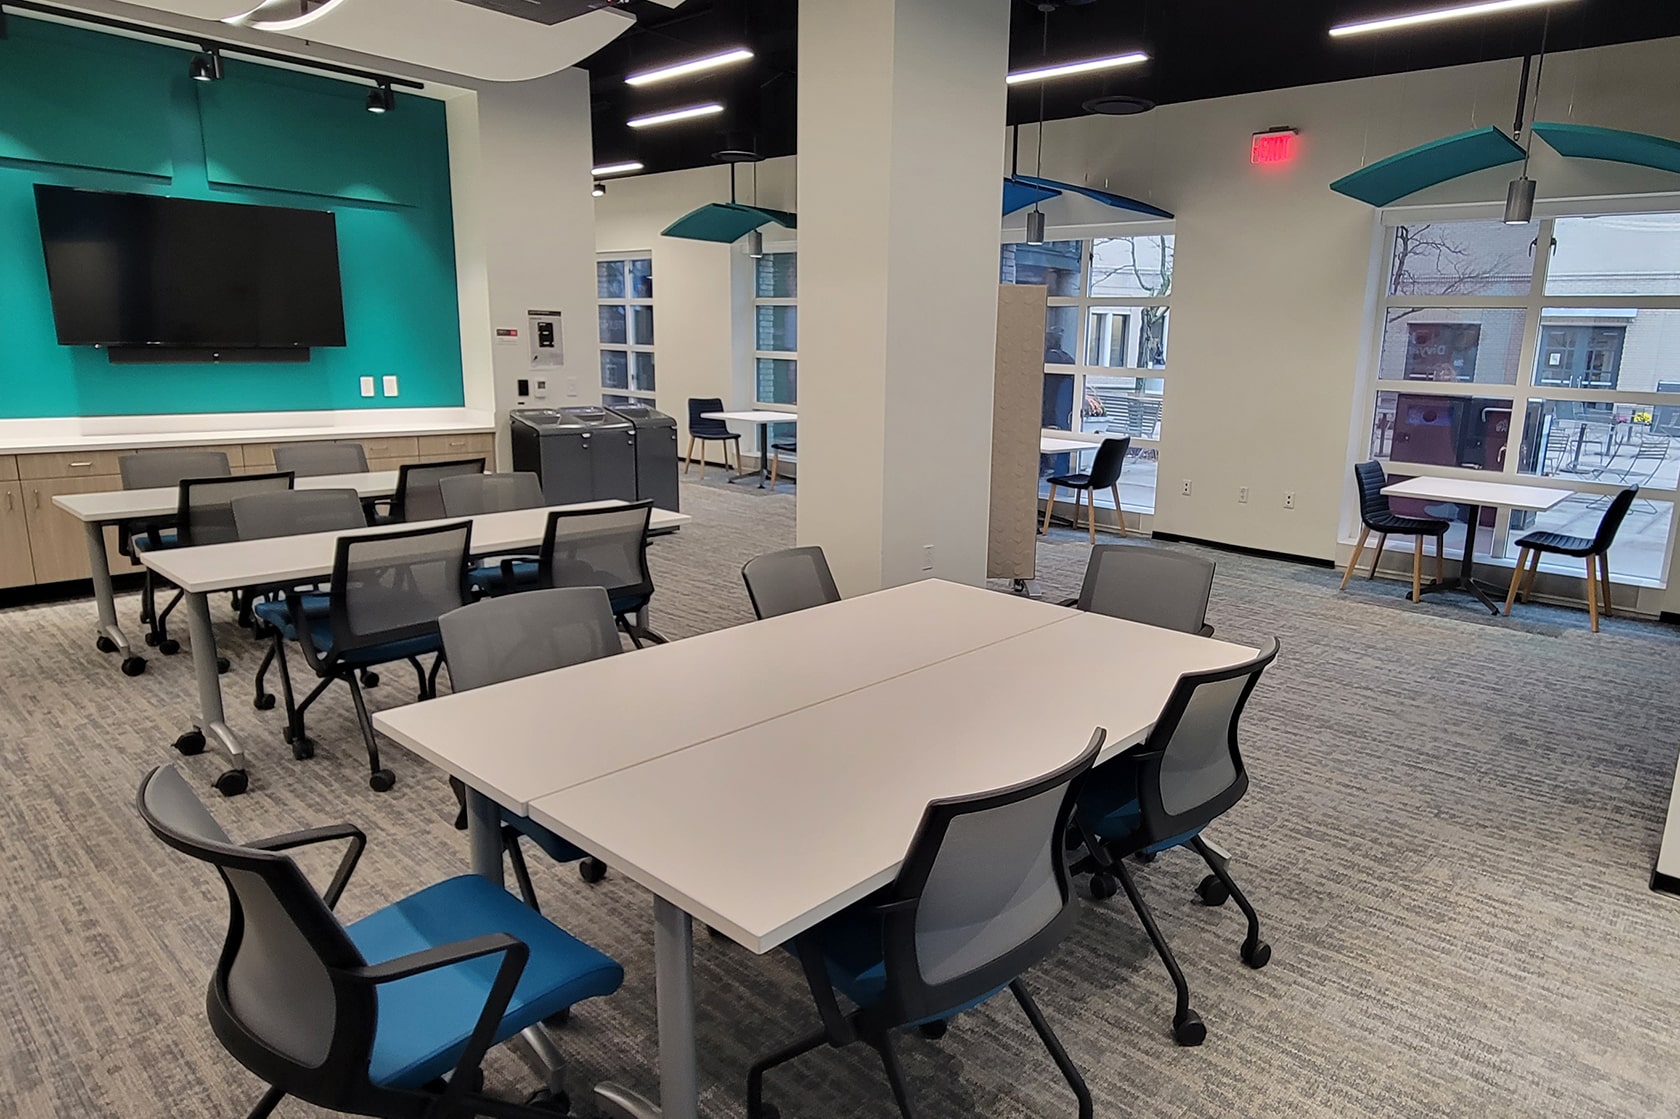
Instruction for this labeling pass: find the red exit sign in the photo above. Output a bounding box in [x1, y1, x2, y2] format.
[1251, 127, 1299, 165]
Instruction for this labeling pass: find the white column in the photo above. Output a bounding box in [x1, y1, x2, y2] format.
[796, 0, 1011, 593]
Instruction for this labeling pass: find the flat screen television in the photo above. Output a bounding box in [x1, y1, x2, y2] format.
[33, 185, 347, 351]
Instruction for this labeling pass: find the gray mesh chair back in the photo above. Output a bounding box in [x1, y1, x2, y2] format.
[1075, 545, 1215, 635]
[178, 473, 295, 547]
[330, 521, 472, 657]
[440, 472, 545, 517]
[440, 588, 621, 692]
[1134, 639, 1279, 839]
[272, 441, 369, 478]
[233, 489, 368, 542]
[741, 546, 841, 619]
[392, 458, 485, 522]
[120, 449, 231, 490]
[874, 730, 1104, 1026]
[538, 501, 655, 603]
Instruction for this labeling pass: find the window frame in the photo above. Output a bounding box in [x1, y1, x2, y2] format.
[752, 245, 798, 412]
[597, 252, 656, 406]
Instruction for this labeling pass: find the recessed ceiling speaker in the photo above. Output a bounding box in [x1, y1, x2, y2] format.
[1083, 95, 1155, 116]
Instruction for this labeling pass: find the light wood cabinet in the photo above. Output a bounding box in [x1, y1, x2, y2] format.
[417, 433, 494, 458]
[0, 482, 35, 588]
[0, 456, 18, 483]
[17, 450, 126, 480]
[21, 475, 127, 584]
[360, 436, 419, 461]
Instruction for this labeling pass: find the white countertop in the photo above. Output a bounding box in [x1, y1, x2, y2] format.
[53, 471, 401, 523]
[700, 411, 800, 425]
[1381, 475, 1575, 512]
[0, 410, 495, 456]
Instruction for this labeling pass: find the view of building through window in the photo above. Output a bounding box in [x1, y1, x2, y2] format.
[598, 254, 655, 409]
[753, 250, 797, 448]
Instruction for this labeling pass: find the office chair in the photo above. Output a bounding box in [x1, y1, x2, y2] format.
[1343, 460, 1448, 605]
[441, 473, 546, 597]
[234, 489, 376, 759]
[1068, 544, 1216, 637]
[1041, 436, 1129, 543]
[1504, 486, 1638, 632]
[747, 730, 1105, 1119]
[282, 521, 472, 790]
[137, 763, 621, 1119]
[438, 588, 622, 897]
[119, 450, 231, 653]
[273, 441, 370, 477]
[768, 438, 797, 489]
[1071, 638, 1281, 1047]
[741, 546, 841, 620]
[538, 501, 665, 647]
[380, 458, 486, 524]
[685, 397, 740, 480]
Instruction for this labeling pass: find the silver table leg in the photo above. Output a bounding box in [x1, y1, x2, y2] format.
[465, 789, 504, 882]
[591, 895, 696, 1119]
[84, 521, 141, 674]
[180, 590, 248, 794]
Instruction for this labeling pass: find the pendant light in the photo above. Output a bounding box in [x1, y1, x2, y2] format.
[1025, 11, 1051, 245]
[1504, 15, 1550, 225]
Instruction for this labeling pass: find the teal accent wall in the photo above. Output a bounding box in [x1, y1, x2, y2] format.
[0, 19, 464, 418]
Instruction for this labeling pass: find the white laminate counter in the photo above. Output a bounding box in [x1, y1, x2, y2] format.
[0, 410, 496, 455]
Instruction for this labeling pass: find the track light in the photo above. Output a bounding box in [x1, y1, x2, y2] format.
[744, 228, 763, 258]
[625, 47, 753, 87]
[366, 81, 394, 114]
[1504, 176, 1536, 224]
[593, 182, 607, 197]
[627, 103, 724, 129]
[189, 47, 224, 82]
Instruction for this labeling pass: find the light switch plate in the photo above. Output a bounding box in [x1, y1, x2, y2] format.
[359, 376, 375, 398]
[382, 375, 399, 397]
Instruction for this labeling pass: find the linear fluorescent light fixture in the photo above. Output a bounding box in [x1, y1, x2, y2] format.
[1330, 0, 1577, 38]
[627, 103, 725, 129]
[626, 47, 754, 87]
[592, 161, 645, 177]
[1006, 52, 1148, 85]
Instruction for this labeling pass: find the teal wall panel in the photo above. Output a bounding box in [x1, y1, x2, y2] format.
[0, 19, 464, 418]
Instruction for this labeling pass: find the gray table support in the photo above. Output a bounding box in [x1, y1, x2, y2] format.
[83, 521, 145, 676]
[176, 590, 249, 795]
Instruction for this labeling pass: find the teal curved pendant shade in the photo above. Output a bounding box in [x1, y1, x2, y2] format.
[661, 202, 797, 244]
[1329, 126, 1526, 207]
[1530, 122, 1680, 175]
[1003, 175, 1173, 219]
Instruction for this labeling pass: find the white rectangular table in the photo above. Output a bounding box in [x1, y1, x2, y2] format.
[53, 470, 400, 676]
[1379, 475, 1574, 614]
[1040, 435, 1099, 456]
[138, 501, 688, 794]
[700, 410, 798, 489]
[382, 581, 1255, 1119]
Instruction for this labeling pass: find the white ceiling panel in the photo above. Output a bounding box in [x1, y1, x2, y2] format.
[115, 0, 265, 19]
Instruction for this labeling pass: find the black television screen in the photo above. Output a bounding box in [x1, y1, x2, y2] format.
[33, 185, 347, 350]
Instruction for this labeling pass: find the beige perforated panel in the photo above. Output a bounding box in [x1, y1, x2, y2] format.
[989, 284, 1048, 581]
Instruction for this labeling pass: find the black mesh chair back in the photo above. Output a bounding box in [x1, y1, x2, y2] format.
[1075, 545, 1214, 635]
[178, 473, 295, 547]
[233, 489, 368, 542]
[273, 441, 369, 478]
[741, 546, 841, 619]
[1591, 487, 1640, 552]
[689, 397, 733, 438]
[1133, 639, 1279, 843]
[329, 521, 472, 661]
[392, 458, 485, 523]
[440, 472, 544, 517]
[136, 765, 377, 1107]
[120, 450, 232, 490]
[1353, 460, 1392, 524]
[538, 501, 655, 604]
[440, 588, 621, 692]
[1086, 437, 1130, 489]
[873, 730, 1103, 1027]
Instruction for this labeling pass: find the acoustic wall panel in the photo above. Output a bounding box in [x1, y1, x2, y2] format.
[989, 283, 1048, 581]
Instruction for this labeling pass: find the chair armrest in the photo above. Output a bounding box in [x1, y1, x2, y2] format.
[287, 590, 334, 674]
[1198, 623, 1215, 638]
[248, 824, 366, 909]
[1056, 597, 1079, 608]
[793, 933, 855, 1046]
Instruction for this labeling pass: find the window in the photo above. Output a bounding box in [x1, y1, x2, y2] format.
[598, 255, 654, 407]
[1000, 233, 1172, 514]
[753, 250, 797, 445]
[1358, 214, 1680, 584]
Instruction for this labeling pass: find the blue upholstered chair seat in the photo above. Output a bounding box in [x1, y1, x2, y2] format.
[1078, 760, 1204, 855]
[788, 906, 1004, 1026]
[251, 598, 441, 666]
[130, 530, 180, 552]
[345, 874, 623, 1088]
[467, 559, 541, 593]
[503, 811, 590, 864]
[252, 595, 329, 641]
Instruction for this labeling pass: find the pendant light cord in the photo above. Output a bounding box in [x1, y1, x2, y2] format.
[1035, 11, 1048, 178]
[1520, 9, 1552, 176]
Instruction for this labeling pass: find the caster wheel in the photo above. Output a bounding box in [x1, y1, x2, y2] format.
[369, 769, 396, 792]
[361, 670, 380, 688]
[253, 693, 276, 711]
[216, 657, 231, 674]
[158, 638, 181, 656]
[291, 737, 315, 761]
[213, 770, 249, 797]
[121, 656, 147, 677]
[1241, 939, 1271, 970]
[1088, 873, 1117, 901]
[1135, 850, 1158, 864]
[144, 632, 161, 648]
[96, 635, 118, 654]
[918, 1020, 948, 1040]
[175, 729, 206, 756]
[525, 1087, 569, 1114]
[544, 1006, 571, 1027]
[1172, 1008, 1207, 1047]
[578, 858, 607, 884]
[1196, 874, 1230, 907]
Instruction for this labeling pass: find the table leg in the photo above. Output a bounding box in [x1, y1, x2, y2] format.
[85, 522, 142, 675]
[756, 424, 769, 489]
[589, 895, 694, 1119]
[181, 590, 249, 793]
[1409, 502, 1499, 614]
[465, 789, 504, 882]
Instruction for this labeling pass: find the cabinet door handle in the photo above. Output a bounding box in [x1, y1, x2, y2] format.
[69, 461, 93, 469]
[4, 491, 12, 512]
[33, 489, 40, 510]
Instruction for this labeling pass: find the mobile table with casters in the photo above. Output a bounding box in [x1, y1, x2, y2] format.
[52, 470, 401, 676]
[700, 410, 799, 489]
[137, 501, 689, 797]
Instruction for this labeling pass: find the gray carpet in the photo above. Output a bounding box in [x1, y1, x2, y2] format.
[3, 475, 1679, 1119]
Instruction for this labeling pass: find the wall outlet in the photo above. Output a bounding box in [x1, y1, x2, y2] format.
[1181, 479, 1193, 497]
[382, 375, 399, 397]
[1284, 491, 1296, 509]
[922, 545, 935, 572]
[1238, 486, 1249, 504]
[359, 376, 375, 398]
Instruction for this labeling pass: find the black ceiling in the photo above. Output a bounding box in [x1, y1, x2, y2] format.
[584, 0, 1680, 175]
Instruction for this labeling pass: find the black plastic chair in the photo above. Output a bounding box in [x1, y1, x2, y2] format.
[1069, 544, 1216, 636]
[1504, 486, 1638, 632]
[748, 730, 1105, 1119]
[538, 500, 665, 647]
[769, 438, 797, 489]
[136, 763, 620, 1119]
[686, 397, 740, 480]
[741, 546, 841, 620]
[1342, 460, 1448, 604]
[1041, 436, 1129, 543]
[1072, 638, 1280, 1047]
